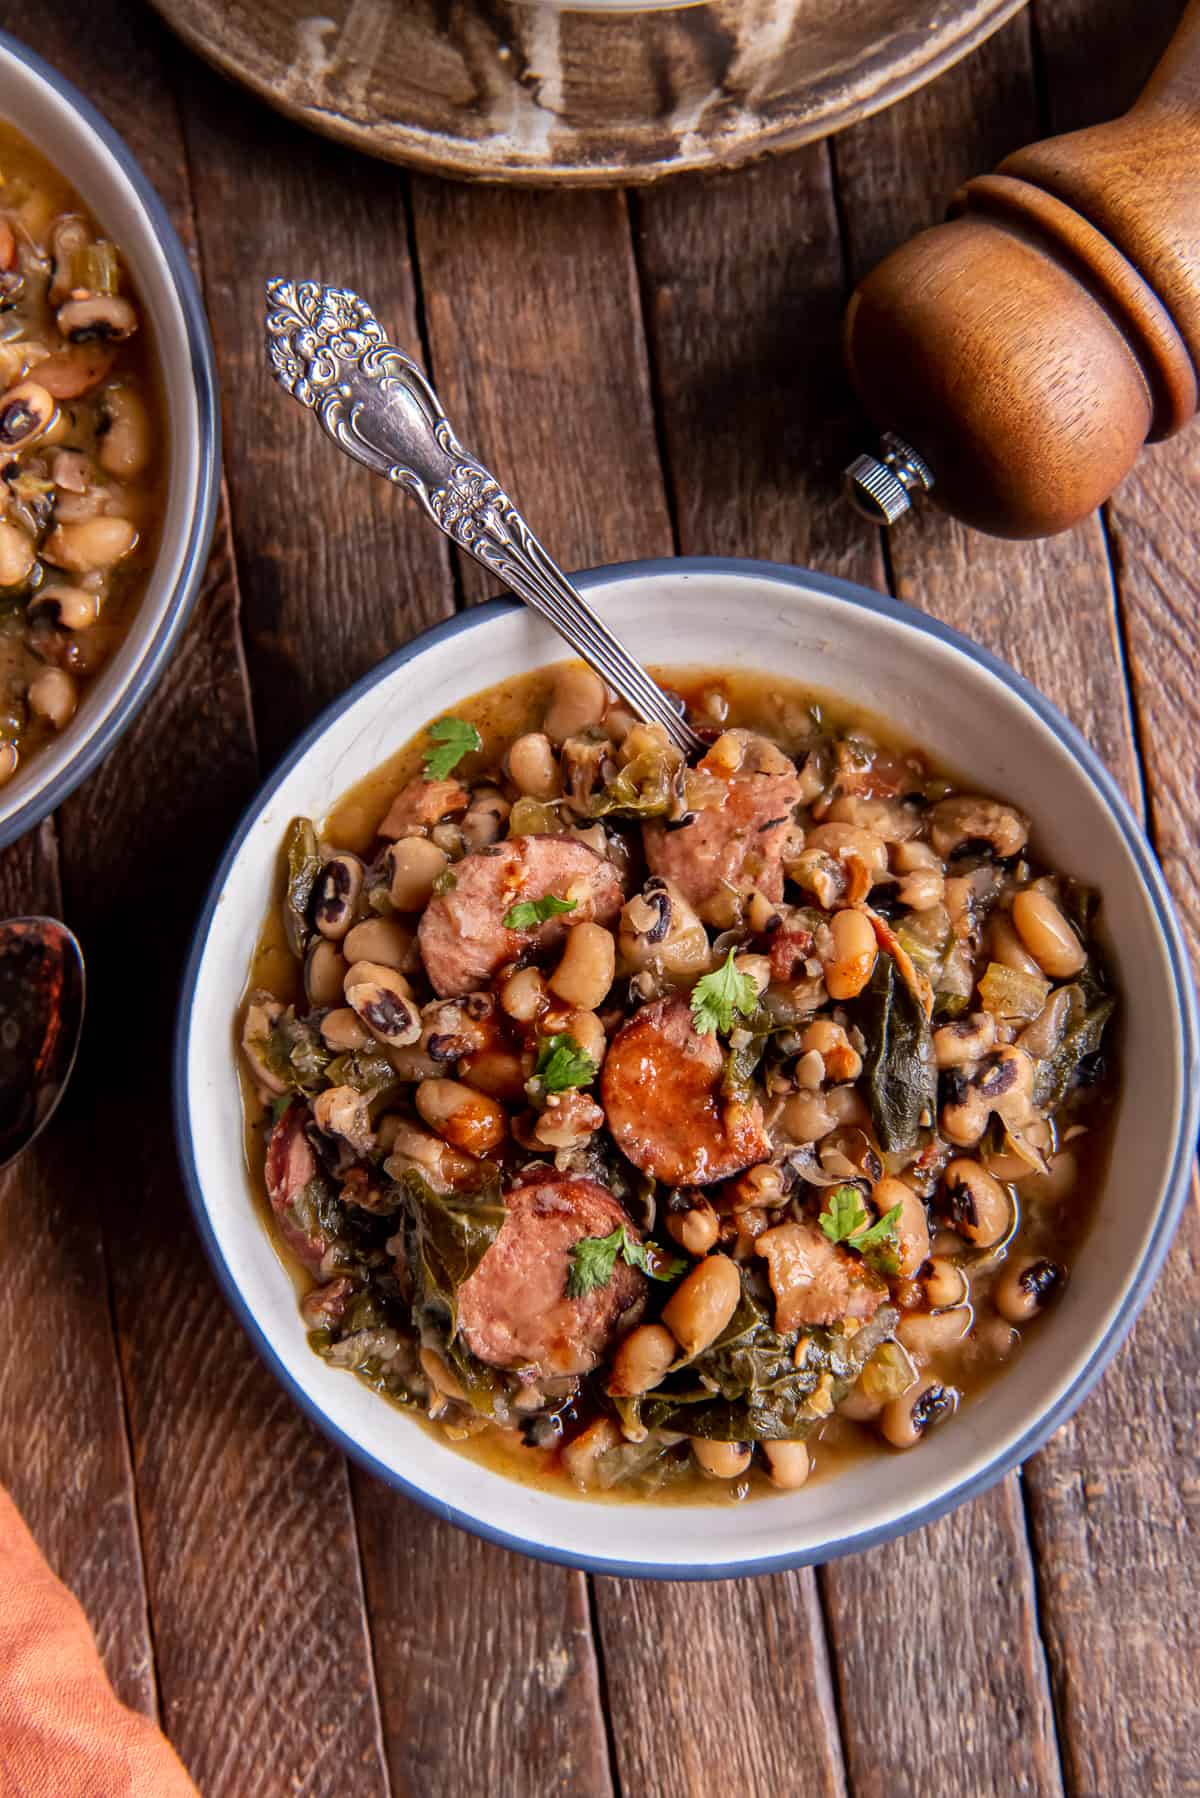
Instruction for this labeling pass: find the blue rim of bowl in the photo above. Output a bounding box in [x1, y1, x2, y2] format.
[174, 557, 1200, 1580]
[0, 31, 220, 850]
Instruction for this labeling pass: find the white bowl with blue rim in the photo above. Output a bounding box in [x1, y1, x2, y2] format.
[0, 33, 218, 848]
[175, 559, 1198, 1577]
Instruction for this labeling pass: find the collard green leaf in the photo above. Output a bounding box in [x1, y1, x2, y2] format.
[264, 1010, 332, 1095]
[1032, 981, 1115, 1110]
[283, 818, 321, 959]
[396, 1169, 506, 1327]
[587, 749, 677, 819]
[854, 952, 937, 1153]
[324, 1047, 396, 1095]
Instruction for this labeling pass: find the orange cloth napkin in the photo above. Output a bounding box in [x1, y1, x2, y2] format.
[0, 1485, 198, 1796]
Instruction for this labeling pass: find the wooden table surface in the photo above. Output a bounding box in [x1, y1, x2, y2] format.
[0, 1, 1196, 1793]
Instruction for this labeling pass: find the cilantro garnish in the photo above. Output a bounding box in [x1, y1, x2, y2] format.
[535, 1033, 597, 1093]
[689, 948, 759, 1037]
[503, 893, 577, 931]
[819, 1182, 904, 1274]
[422, 715, 481, 781]
[566, 1225, 686, 1298]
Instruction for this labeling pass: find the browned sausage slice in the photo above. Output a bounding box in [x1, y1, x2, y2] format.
[456, 1177, 644, 1378]
[601, 997, 770, 1186]
[378, 776, 469, 839]
[644, 733, 804, 923]
[756, 1220, 887, 1330]
[418, 835, 624, 998]
[265, 1103, 330, 1273]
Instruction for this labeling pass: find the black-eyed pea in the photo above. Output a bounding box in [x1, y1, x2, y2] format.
[896, 1307, 971, 1364]
[415, 1076, 507, 1155]
[0, 519, 35, 587]
[40, 584, 97, 630]
[419, 1347, 467, 1402]
[993, 1256, 1066, 1324]
[933, 1010, 996, 1069]
[562, 1418, 621, 1489]
[499, 964, 548, 1023]
[458, 1047, 529, 1103]
[313, 852, 364, 942]
[27, 667, 77, 730]
[872, 1175, 930, 1278]
[800, 1017, 862, 1083]
[665, 1199, 720, 1257]
[344, 960, 421, 1047]
[544, 664, 608, 743]
[507, 731, 560, 798]
[548, 921, 615, 1010]
[343, 916, 414, 969]
[661, 1253, 740, 1357]
[608, 1324, 677, 1397]
[0, 379, 55, 451]
[989, 913, 1045, 978]
[762, 1440, 810, 1489]
[320, 1006, 370, 1052]
[733, 952, 772, 996]
[304, 938, 348, 1008]
[0, 744, 17, 787]
[824, 1084, 871, 1131]
[556, 1008, 606, 1068]
[43, 515, 137, 573]
[923, 1255, 968, 1310]
[779, 1090, 836, 1143]
[461, 786, 511, 851]
[1011, 888, 1087, 979]
[691, 1438, 752, 1479]
[97, 383, 151, 479]
[941, 1158, 1012, 1248]
[823, 907, 878, 1001]
[880, 1375, 959, 1449]
[386, 836, 447, 911]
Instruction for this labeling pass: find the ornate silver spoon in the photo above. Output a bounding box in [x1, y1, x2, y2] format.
[264, 279, 705, 759]
[0, 917, 85, 1170]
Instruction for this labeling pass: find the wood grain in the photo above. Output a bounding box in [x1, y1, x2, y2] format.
[145, 0, 1027, 188]
[175, 51, 455, 768]
[353, 1473, 613, 1798]
[0, 822, 157, 1718]
[408, 179, 673, 601]
[178, 73, 630, 1798]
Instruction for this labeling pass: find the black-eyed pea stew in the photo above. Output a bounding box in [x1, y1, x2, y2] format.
[0, 126, 164, 783]
[239, 664, 1115, 1502]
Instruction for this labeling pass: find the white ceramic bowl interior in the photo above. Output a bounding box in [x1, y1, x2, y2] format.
[0, 35, 216, 845]
[178, 562, 1196, 1577]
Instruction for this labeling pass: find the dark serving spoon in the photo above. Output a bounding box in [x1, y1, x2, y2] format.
[0, 918, 85, 1170]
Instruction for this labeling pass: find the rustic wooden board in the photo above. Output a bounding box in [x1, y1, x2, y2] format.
[146, 0, 1029, 187]
[0, 823, 158, 1720]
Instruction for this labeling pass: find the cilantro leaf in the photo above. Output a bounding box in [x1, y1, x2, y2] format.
[566, 1225, 686, 1298]
[503, 893, 577, 931]
[535, 1033, 598, 1093]
[818, 1184, 869, 1245]
[690, 948, 759, 1037]
[423, 716, 481, 781]
[818, 1184, 905, 1276]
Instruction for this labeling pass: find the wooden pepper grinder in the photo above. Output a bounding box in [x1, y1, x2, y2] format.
[844, 0, 1200, 538]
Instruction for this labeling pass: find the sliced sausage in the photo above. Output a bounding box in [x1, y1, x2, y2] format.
[265, 1103, 330, 1273]
[601, 997, 770, 1186]
[756, 1219, 887, 1331]
[378, 776, 469, 839]
[418, 835, 624, 999]
[456, 1177, 644, 1378]
[644, 733, 805, 923]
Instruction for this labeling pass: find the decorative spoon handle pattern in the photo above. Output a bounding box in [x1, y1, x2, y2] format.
[264, 279, 705, 757]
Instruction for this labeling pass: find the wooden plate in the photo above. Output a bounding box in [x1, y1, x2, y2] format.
[149, 0, 1028, 186]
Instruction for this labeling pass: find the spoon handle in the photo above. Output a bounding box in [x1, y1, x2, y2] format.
[264, 279, 705, 758]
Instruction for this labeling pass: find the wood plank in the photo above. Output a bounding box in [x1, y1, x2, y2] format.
[175, 55, 455, 768]
[1018, 3, 1200, 1789]
[0, 823, 157, 1717]
[410, 175, 847, 1798]
[834, 10, 1200, 1795]
[352, 1472, 612, 1798]
[409, 179, 674, 602]
[181, 71, 625, 1798]
[6, 7, 394, 1790]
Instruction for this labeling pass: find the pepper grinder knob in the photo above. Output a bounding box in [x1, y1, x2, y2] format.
[845, 433, 936, 525]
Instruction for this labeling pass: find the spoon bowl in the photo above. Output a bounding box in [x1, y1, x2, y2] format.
[0, 918, 85, 1170]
